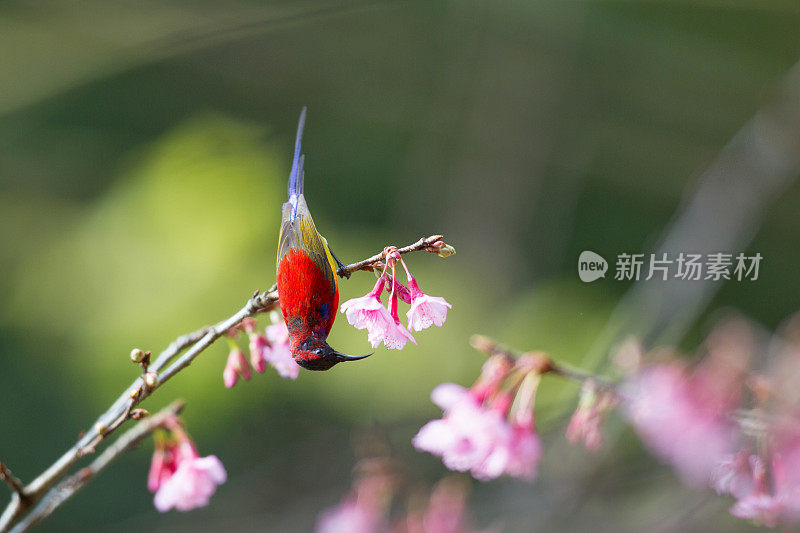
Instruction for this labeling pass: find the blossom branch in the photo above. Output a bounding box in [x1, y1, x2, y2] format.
[469, 334, 616, 391]
[9, 402, 185, 533]
[340, 235, 448, 274]
[0, 234, 448, 532]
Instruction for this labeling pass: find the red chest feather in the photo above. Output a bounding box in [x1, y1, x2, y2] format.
[277, 249, 339, 338]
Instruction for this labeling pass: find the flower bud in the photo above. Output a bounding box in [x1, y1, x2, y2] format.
[240, 318, 257, 333]
[435, 243, 456, 258]
[130, 409, 150, 420]
[144, 372, 159, 388]
[469, 334, 495, 354]
[384, 246, 401, 267]
[130, 348, 146, 363]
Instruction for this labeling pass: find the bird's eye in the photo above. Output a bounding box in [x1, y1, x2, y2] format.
[314, 347, 325, 356]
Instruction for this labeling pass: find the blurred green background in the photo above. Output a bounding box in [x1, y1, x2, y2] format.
[1, 1, 799, 531]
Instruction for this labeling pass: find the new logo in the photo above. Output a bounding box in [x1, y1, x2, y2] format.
[578, 251, 608, 282]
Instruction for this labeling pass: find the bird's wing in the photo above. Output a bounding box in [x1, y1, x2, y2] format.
[277, 194, 338, 289]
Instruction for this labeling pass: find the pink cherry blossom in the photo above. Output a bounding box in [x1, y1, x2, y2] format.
[752, 426, 800, 524]
[316, 499, 383, 533]
[407, 293, 451, 332]
[713, 427, 800, 526]
[414, 357, 545, 482]
[502, 420, 543, 481]
[379, 322, 416, 350]
[265, 320, 290, 345]
[420, 477, 476, 533]
[316, 456, 396, 533]
[431, 383, 473, 411]
[566, 381, 615, 453]
[381, 276, 412, 304]
[401, 260, 451, 332]
[710, 450, 755, 499]
[263, 321, 300, 379]
[248, 332, 268, 373]
[380, 276, 416, 350]
[149, 426, 227, 513]
[153, 444, 227, 512]
[341, 277, 396, 348]
[727, 455, 782, 527]
[621, 362, 737, 487]
[730, 493, 783, 527]
[414, 386, 519, 481]
[566, 407, 602, 453]
[147, 444, 175, 493]
[470, 356, 514, 404]
[341, 261, 421, 350]
[240, 318, 267, 373]
[223, 346, 251, 388]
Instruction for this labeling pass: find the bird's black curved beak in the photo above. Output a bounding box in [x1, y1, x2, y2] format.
[334, 351, 372, 363]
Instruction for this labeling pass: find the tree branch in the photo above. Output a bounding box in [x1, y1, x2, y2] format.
[0, 466, 25, 505]
[9, 402, 185, 533]
[469, 335, 617, 391]
[0, 235, 448, 532]
[342, 235, 445, 273]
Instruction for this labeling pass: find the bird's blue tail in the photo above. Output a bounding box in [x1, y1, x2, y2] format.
[287, 107, 307, 220]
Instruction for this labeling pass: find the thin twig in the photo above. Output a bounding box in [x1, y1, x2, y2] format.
[0, 467, 24, 504]
[0, 235, 447, 532]
[469, 335, 617, 391]
[9, 402, 185, 533]
[344, 235, 444, 273]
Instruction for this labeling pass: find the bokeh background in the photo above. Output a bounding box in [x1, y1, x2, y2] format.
[1, 1, 800, 531]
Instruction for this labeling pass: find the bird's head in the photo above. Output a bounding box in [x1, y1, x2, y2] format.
[292, 336, 371, 371]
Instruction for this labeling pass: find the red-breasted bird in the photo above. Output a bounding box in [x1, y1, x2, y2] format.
[276, 108, 370, 370]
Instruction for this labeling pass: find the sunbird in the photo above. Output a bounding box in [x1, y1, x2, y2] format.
[276, 108, 371, 370]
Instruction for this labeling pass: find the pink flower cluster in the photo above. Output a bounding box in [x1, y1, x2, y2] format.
[316, 458, 484, 533]
[341, 249, 450, 351]
[148, 416, 226, 512]
[621, 360, 740, 487]
[566, 379, 616, 453]
[316, 457, 397, 533]
[413, 354, 543, 481]
[223, 315, 299, 387]
[708, 426, 800, 527]
[621, 317, 800, 527]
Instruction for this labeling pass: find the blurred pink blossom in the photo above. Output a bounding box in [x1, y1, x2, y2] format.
[148, 423, 226, 513]
[730, 494, 782, 527]
[247, 331, 268, 373]
[729, 426, 800, 526]
[502, 420, 543, 482]
[241, 317, 267, 373]
[154, 449, 227, 512]
[223, 346, 251, 388]
[316, 498, 384, 533]
[147, 442, 175, 493]
[414, 367, 542, 482]
[418, 477, 481, 533]
[621, 361, 738, 486]
[710, 450, 756, 500]
[727, 455, 781, 527]
[566, 381, 615, 453]
[414, 386, 505, 477]
[263, 320, 300, 379]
